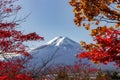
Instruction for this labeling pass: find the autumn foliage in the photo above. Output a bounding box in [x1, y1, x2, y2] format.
[0, 0, 43, 56]
[78, 27, 120, 65]
[69, 0, 120, 66]
[0, 60, 33, 80]
[69, 0, 120, 27]
[0, 0, 44, 79]
[44, 59, 112, 80]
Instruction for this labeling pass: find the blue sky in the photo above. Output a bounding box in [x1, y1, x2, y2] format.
[17, 0, 92, 48]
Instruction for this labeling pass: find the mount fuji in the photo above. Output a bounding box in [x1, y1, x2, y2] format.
[0, 36, 116, 70]
[27, 36, 84, 67]
[26, 36, 116, 71]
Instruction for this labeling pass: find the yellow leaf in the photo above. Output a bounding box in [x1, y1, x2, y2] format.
[110, 0, 115, 2]
[95, 21, 100, 25]
[117, 5, 120, 8]
[73, 9, 77, 13]
[91, 29, 97, 36]
[115, 23, 120, 28]
[85, 24, 90, 30]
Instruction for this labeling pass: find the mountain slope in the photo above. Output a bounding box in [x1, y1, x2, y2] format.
[27, 36, 117, 71]
[0, 36, 117, 71]
[28, 36, 84, 67]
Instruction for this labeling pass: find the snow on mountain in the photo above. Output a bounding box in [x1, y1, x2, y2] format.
[46, 36, 79, 47]
[26, 36, 117, 71]
[27, 36, 84, 67]
[0, 36, 116, 71]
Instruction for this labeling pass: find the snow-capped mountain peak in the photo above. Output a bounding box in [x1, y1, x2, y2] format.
[28, 36, 116, 71]
[0, 36, 116, 71]
[2, 36, 116, 71]
[27, 36, 84, 67]
[46, 36, 65, 46]
[46, 36, 80, 48]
